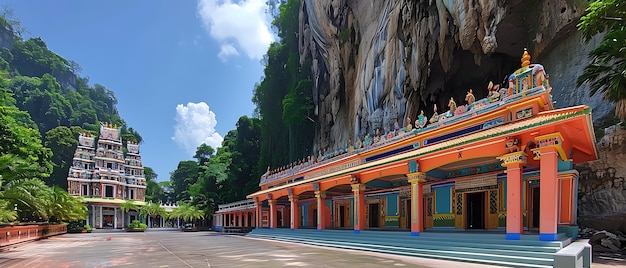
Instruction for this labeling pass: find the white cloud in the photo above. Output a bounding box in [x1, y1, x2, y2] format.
[197, 0, 274, 60]
[218, 44, 240, 61]
[172, 102, 224, 155]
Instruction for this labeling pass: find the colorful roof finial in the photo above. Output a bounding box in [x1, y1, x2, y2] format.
[521, 48, 531, 68]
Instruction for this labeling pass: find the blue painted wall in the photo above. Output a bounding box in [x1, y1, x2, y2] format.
[386, 193, 398, 216]
[434, 186, 452, 214]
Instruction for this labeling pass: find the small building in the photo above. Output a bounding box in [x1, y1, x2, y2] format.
[214, 199, 256, 232]
[246, 51, 597, 241]
[67, 123, 146, 229]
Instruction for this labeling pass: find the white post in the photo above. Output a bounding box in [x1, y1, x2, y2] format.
[114, 207, 117, 229]
[99, 206, 103, 228]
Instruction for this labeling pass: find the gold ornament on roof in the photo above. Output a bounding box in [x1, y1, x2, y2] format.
[521, 49, 531, 68]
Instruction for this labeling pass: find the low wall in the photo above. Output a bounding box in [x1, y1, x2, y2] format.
[0, 223, 67, 248]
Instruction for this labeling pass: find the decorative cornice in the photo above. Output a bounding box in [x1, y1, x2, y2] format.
[351, 184, 366, 192]
[497, 151, 527, 167]
[532, 132, 567, 160]
[407, 172, 426, 184]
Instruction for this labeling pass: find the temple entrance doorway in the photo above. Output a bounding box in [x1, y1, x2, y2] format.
[530, 187, 541, 229]
[339, 205, 346, 227]
[313, 209, 318, 228]
[277, 211, 283, 228]
[404, 199, 411, 228]
[369, 203, 380, 227]
[334, 200, 350, 228]
[466, 192, 485, 229]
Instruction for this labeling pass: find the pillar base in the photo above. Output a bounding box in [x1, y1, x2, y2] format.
[269, 228, 274, 230]
[353, 230, 361, 234]
[539, 233, 558, 241]
[506, 233, 521, 240]
[316, 229, 322, 232]
[411, 232, 420, 236]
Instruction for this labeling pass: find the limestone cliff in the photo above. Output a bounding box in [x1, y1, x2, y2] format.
[576, 125, 626, 233]
[298, 0, 597, 151]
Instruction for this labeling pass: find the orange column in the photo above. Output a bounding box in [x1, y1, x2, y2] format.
[408, 172, 426, 236]
[315, 191, 326, 231]
[268, 199, 277, 229]
[351, 184, 366, 233]
[289, 195, 299, 230]
[532, 133, 566, 241]
[498, 151, 527, 240]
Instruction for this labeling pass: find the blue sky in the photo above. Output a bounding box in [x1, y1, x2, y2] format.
[2, 0, 275, 181]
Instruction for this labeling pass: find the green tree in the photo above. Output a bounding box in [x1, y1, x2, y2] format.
[45, 126, 82, 187]
[170, 160, 199, 201]
[169, 203, 205, 223]
[193, 143, 215, 165]
[144, 166, 166, 203]
[577, 0, 626, 121]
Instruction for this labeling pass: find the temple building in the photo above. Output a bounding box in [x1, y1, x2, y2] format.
[239, 51, 597, 241]
[67, 123, 146, 229]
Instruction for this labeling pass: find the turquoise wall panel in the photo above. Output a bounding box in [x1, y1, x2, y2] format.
[435, 186, 452, 214]
[387, 193, 398, 216]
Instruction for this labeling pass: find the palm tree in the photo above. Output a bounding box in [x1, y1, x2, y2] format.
[42, 186, 87, 222]
[120, 199, 141, 227]
[577, 0, 626, 121]
[169, 203, 205, 223]
[139, 202, 166, 228]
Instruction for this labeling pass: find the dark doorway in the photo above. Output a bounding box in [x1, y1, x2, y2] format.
[405, 200, 411, 228]
[313, 209, 318, 228]
[277, 211, 283, 228]
[466, 192, 485, 229]
[339, 205, 346, 227]
[531, 187, 541, 228]
[369, 203, 380, 227]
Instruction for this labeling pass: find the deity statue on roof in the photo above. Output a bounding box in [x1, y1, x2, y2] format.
[416, 110, 427, 128]
[429, 104, 439, 124]
[448, 97, 457, 116]
[487, 81, 500, 103]
[405, 117, 413, 131]
[465, 89, 475, 105]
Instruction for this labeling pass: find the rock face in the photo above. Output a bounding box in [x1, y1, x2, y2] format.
[298, 0, 594, 151]
[576, 125, 626, 233]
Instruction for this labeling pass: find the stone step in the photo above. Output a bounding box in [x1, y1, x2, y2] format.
[250, 234, 553, 267]
[247, 229, 567, 267]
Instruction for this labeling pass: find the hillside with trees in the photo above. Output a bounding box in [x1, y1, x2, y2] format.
[0, 12, 150, 223]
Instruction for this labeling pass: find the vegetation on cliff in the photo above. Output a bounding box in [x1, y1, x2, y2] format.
[577, 0, 626, 121]
[252, 0, 315, 171]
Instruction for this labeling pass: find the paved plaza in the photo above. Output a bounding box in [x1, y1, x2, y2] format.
[1, 229, 624, 267]
[0, 229, 504, 268]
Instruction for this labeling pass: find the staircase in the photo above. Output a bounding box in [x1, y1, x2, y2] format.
[247, 229, 572, 267]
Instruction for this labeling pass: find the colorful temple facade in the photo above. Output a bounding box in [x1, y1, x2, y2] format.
[239, 51, 597, 241]
[67, 123, 146, 229]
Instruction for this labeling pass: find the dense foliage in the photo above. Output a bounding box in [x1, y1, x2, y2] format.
[252, 0, 315, 173]
[577, 0, 626, 121]
[0, 17, 143, 188]
[0, 12, 140, 223]
[166, 116, 262, 223]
